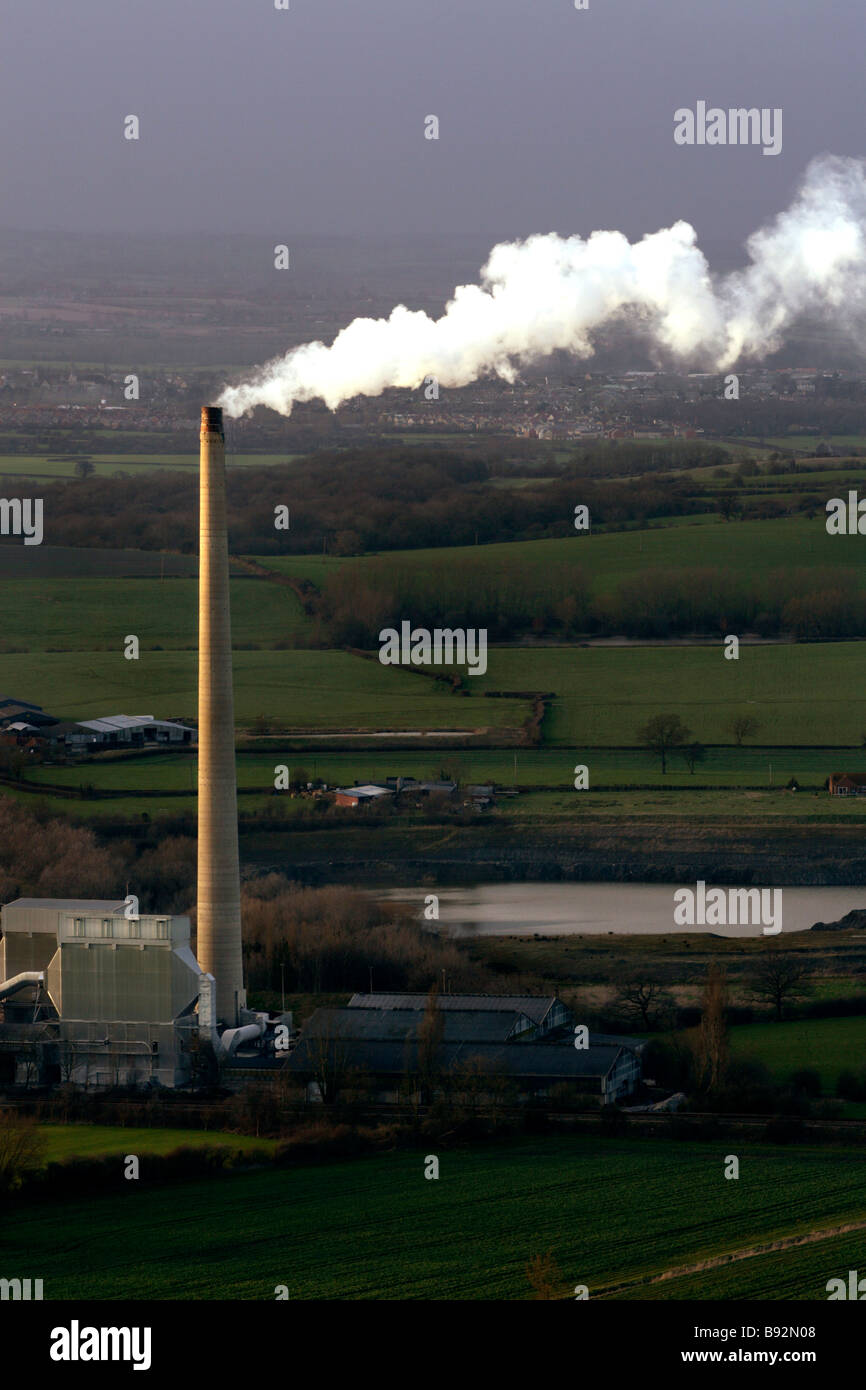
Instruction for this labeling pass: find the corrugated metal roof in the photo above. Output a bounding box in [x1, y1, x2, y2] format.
[335, 784, 393, 798]
[288, 1037, 624, 1081]
[302, 1006, 532, 1044]
[77, 715, 155, 732]
[348, 992, 558, 1024]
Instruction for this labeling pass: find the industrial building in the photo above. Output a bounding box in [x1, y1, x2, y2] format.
[286, 993, 643, 1104]
[0, 407, 266, 1089]
[0, 898, 204, 1087]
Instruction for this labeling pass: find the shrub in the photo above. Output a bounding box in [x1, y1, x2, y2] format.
[0, 1110, 45, 1195]
[790, 1068, 822, 1098]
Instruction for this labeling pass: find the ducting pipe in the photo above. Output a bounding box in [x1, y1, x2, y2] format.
[0, 971, 43, 1001]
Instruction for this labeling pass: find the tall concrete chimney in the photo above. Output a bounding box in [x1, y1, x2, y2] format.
[197, 405, 245, 1025]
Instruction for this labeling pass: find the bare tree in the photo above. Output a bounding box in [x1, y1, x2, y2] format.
[416, 984, 444, 1104]
[750, 945, 811, 1022]
[613, 970, 675, 1032]
[525, 1250, 568, 1301]
[448, 1054, 512, 1111]
[637, 714, 691, 774]
[306, 1024, 353, 1104]
[58, 1039, 76, 1085]
[697, 963, 729, 1092]
[730, 714, 762, 746]
[18, 1040, 39, 1091]
[681, 741, 707, 775]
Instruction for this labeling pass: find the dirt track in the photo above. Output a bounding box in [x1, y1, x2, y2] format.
[598, 1217, 866, 1297]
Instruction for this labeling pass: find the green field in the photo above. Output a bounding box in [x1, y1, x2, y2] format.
[0, 545, 202, 580]
[0, 577, 309, 651]
[0, 649, 526, 730]
[0, 452, 303, 479]
[730, 1017, 866, 1094]
[5, 1135, 866, 1299]
[36, 1123, 276, 1163]
[744, 436, 866, 456]
[470, 642, 866, 747]
[256, 513, 866, 598]
[12, 782, 866, 825]
[22, 745, 860, 793]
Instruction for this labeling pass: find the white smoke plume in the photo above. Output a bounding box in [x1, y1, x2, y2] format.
[219, 155, 866, 419]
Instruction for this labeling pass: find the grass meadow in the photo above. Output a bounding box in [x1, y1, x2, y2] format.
[36, 1123, 277, 1163]
[0, 452, 303, 479]
[257, 514, 866, 598]
[0, 648, 525, 729]
[729, 1017, 866, 1094]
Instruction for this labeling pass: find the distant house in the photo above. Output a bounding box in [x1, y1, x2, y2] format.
[828, 773, 866, 797]
[334, 783, 394, 808]
[287, 992, 643, 1105]
[336, 778, 457, 808]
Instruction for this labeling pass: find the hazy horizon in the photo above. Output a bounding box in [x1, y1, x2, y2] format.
[2, 0, 862, 247]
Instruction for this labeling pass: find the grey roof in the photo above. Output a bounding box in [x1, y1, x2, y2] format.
[77, 714, 157, 732]
[4, 897, 128, 912]
[388, 779, 457, 794]
[348, 992, 560, 1025]
[75, 715, 191, 734]
[335, 784, 393, 798]
[302, 1006, 533, 1044]
[288, 1037, 626, 1082]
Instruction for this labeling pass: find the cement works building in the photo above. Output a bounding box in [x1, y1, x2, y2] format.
[285, 992, 643, 1105]
[0, 898, 206, 1088]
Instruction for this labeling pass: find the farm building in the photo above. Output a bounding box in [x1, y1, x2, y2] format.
[828, 773, 866, 796]
[383, 777, 457, 798]
[348, 991, 571, 1036]
[287, 993, 643, 1104]
[334, 783, 394, 807]
[334, 778, 457, 808]
[0, 696, 57, 729]
[48, 714, 196, 751]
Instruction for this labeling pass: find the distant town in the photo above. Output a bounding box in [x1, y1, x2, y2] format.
[1, 363, 865, 455]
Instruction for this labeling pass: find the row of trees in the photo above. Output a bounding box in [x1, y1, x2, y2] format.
[0, 443, 724, 556]
[241, 876, 483, 996]
[0, 796, 195, 912]
[315, 560, 866, 646]
[613, 948, 811, 1038]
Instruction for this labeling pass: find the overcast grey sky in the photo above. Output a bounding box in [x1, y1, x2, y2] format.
[1, 0, 862, 250]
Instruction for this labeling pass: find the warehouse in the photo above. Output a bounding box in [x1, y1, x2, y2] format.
[348, 991, 572, 1036]
[288, 993, 642, 1104]
[48, 714, 196, 751]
